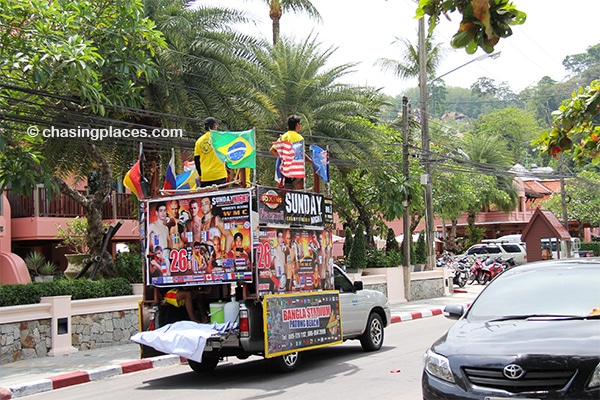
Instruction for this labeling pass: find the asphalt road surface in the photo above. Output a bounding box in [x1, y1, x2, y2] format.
[23, 315, 455, 400]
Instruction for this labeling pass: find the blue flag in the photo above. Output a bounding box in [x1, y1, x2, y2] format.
[310, 144, 329, 182]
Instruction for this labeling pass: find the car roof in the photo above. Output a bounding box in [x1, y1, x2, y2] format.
[503, 257, 600, 274]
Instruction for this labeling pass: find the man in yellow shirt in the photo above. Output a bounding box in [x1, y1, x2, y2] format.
[194, 117, 227, 187]
[270, 114, 308, 190]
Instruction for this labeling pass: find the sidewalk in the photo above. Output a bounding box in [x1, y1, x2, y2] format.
[0, 285, 483, 399]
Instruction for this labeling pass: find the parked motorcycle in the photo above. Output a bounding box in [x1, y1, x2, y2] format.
[468, 256, 486, 285]
[449, 257, 470, 288]
[479, 256, 504, 284]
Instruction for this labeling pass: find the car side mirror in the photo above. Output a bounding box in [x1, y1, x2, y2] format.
[443, 304, 466, 320]
[353, 281, 363, 291]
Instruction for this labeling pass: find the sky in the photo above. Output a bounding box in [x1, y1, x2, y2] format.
[194, 0, 600, 96]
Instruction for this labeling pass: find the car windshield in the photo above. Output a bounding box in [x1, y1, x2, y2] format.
[467, 265, 600, 321]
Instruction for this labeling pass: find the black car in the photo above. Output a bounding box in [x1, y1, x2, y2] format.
[422, 258, 600, 399]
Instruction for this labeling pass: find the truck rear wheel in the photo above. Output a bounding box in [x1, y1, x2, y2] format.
[360, 312, 384, 351]
[188, 356, 219, 373]
[272, 351, 301, 372]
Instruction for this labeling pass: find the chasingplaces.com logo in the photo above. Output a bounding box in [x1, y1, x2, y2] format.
[27, 125, 183, 141]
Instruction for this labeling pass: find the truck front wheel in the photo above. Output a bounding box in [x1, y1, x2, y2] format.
[188, 356, 219, 373]
[360, 312, 384, 351]
[272, 351, 301, 372]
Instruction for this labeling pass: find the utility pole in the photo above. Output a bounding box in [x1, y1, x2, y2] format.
[402, 96, 411, 300]
[418, 17, 436, 269]
[559, 154, 571, 257]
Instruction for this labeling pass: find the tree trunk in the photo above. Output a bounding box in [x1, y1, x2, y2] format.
[269, 1, 282, 45]
[345, 181, 375, 248]
[54, 139, 116, 278]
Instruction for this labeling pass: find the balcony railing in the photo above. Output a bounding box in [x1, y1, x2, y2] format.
[5, 187, 136, 220]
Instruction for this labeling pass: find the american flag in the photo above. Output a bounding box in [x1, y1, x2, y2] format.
[272, 140, 305, 178]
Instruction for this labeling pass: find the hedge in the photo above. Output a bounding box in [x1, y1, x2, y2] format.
[580, 241, 599, 256]
[0, 278, 133, 307]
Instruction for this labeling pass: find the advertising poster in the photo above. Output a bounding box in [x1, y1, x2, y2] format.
[146, 190, 253, 286]
[255, 227, 334, 296]
[264, 291, 342, 357]
[257, 186, 330, 227]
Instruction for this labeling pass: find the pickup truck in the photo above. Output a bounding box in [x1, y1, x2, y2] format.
[134, 187, 391, 372]
[140, 265, 391, 373]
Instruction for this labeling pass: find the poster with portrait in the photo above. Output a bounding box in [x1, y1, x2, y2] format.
[145, 190, 253, 286]
[263, 291, 342, 357]
[255, 227, 334, 297]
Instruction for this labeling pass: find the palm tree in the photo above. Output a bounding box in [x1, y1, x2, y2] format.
[144, 0, 272, 127]
[376, 35, 444, 82]
[246, 36, 390, 241]
[456, 133, 519, 244]
[261, 0, 321, 45]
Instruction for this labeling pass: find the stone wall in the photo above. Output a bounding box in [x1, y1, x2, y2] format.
[71, 310, 139, 351]
[0, 309, 139, 365]
[0, 320, 52, 364]
[410, 278, 445, 301]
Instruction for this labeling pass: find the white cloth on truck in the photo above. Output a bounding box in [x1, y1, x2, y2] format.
[130, 320, 237, 363]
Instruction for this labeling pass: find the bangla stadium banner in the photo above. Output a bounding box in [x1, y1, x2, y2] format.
[263, 291, 342, 357]
[145, 190, 253, 286]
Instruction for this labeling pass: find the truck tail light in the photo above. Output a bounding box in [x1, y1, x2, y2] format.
[239, 308, 249, 337]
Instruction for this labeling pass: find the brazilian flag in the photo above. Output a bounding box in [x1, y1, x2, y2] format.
[211, 129, 256, 169]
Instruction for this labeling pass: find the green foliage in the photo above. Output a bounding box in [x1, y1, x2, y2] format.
[24, 251, 46, 277]
[385, 228, 399, 253]
[464, 225, 486, 248]
[38, 261, 58, 276]
[115, 247, 144, 283]
[416, 0, 526, 54]
[580, 242, 599, 256]
[366, 248, 387, 268]
[348, 223, 367, 269]
[415, 230, 427, 264]
[533, 80, 600, 165]
[55, 217, 89, 254]
[386, 251, 403, 267]
[543, 171, 600, 234]
[0, 284, 41, 307]
[343, 227, 353, 259]
[0, 278, 133, 307]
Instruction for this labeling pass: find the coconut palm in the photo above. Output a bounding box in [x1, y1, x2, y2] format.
[261, 0, 321, 45]
[376, 35, 444, 82]
[245, 36, 387, 177]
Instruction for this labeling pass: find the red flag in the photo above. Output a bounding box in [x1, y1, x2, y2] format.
[272, 140, 305, 178]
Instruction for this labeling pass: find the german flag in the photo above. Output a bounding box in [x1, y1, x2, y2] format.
[123, 150, 149, 198]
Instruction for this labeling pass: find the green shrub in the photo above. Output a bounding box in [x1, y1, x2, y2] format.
[343, 226, 353, 259]
[348, 223, 367, 269]
[366, 248, 388, 268]
[0, 278, 133, 307]
[415, 230, 427, 264]
[580, 241, 599, 256]
[115, 247, 143, 283]
[385, 228, 399, 253]
[0, 284, 41, 306]
[386, 250, 403, 267]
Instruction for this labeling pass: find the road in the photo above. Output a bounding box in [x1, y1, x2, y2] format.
[23, 316, 455, 400]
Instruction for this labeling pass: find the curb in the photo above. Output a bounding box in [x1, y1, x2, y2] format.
[0, 354, 185, 399]
[390, 308, 443, 324]
[0, 305, 467, 399]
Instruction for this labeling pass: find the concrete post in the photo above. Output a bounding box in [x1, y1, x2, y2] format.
[40, 296, 78, 356]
